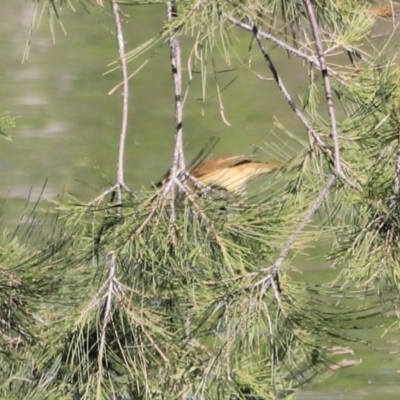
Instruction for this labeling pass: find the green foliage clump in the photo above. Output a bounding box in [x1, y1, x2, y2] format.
[0, 177, 357, 399]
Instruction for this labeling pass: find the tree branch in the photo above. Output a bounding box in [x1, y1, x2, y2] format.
[167, 0, 186, 176]
[255, 174, 337, 290]
[161, 0, 187, 235]
[88, 1, 133, 205]
[112, 0, 131, 202]
[222, 12, 343, 82]
[250, 20, 330, 154]
[302, 0, 360, 190]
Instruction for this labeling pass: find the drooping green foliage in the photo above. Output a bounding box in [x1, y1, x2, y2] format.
[3, 177, 363, 399]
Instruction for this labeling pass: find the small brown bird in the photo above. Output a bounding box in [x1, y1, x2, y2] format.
[157, 155, 282, 193]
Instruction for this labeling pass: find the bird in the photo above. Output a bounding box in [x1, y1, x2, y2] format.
[156, 155, 282, 193]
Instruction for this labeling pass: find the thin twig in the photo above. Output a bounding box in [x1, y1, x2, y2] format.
[87, 1, 133, 206]
[303, 0, 360, 190]
[96, 252, 117, 398]
[112, 0, 131, 203]
[250, 20, 330, 154]
[222, 12, 342, 81]
[296, 1, 370, 65]
[131, 205, 161, 239]
[128, 178, 181, 241]
[319, 26, 370, 63]
[254, 174, 337, 290]
[88, 184, 118, 206]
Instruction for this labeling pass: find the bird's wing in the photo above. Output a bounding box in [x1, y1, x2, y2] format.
[198, 162, 283, 192]
[192, 155, 255, 177]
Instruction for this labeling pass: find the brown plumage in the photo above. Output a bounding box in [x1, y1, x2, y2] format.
[157, 155, 282, 193]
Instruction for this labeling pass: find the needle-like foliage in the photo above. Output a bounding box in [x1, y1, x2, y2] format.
[9, 174, 360, 400]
